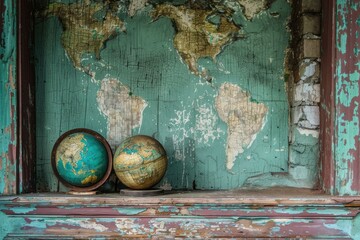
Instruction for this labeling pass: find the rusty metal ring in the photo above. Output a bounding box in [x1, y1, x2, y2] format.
[51, 128, 113, 192]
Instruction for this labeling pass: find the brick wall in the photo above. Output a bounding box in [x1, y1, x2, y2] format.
[288, 0, 321, 188]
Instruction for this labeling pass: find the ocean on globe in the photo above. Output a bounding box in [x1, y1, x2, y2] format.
[113, 135, 167, 190]
[52, 129, 111, 190]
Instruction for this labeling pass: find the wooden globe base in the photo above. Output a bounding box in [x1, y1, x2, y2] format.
[68, 190, 98, 195]
[120, 188, 164, 197]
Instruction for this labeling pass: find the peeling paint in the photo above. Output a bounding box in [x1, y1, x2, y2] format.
[115, 208, 147, 215]
[215, 83, 267, 170]
[169, 104, 192, 162]
[194, 102, 224, 146]
[0, 0, 17, 195]
[96, 78, 147, 148]
[128, 0, 148, 17]
[335, 0, 360, 195]
[237, 0, 273, 20]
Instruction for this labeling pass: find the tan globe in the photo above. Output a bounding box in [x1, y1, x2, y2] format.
[113, 135, 167, 190]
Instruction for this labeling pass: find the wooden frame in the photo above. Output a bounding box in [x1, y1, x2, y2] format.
[1, 0, 360, 238]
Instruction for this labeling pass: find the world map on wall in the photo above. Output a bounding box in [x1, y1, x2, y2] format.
[40, 0, 282, 174]
[42, 0, 273, 79]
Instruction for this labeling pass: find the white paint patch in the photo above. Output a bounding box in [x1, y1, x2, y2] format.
[67, 220, 108, 232]
[169, 104, 193, 187]
[194, 102, 224, 146]
[294, 83, 320, 103]
[301, 61, 317, 80]
[159, 179, 173, 190]
[297, 128, 319, 138]
[169, 106, 191, 161]
[215, 83, 268, 170]
[303, 106, 320, 126]
[97, 78, 147, 149]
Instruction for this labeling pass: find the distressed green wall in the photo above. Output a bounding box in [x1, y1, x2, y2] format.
[0, 0, 17, 194]
[34, 0, 291, 191]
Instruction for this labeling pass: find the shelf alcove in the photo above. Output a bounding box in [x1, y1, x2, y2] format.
[1, 0, 360, 238]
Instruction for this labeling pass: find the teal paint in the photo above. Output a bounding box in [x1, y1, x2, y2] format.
[339, 33, 347, 54]
[0, 210, 27, 239]
[305, 208, 352, 216]
[9, 206, 37, 214]
[34, 0, 291, 191]
[0, 0, 17, 195]
[115, 208, 147, 215]
[336, 61, 359, 108]
[352, 213, 360, 239]
[158, 206, 180, 213]
[324, 220, 353, 238]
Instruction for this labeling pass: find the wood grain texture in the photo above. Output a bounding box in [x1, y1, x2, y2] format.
[0, 0, 18, 195]
[320, 0, 336, 194]
[1, 189, 360, 239]
[334, 0, 360, 195]
[18, 0, 36, 193]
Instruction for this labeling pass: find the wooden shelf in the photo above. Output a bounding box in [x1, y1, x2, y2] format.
[1, 188, 360, 238]
[2, 187, 360, 206]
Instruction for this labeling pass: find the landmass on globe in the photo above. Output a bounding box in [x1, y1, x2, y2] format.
[55, 133, 108, 188]
[113, 135, 167, 190]
[41, 0, 126, 74]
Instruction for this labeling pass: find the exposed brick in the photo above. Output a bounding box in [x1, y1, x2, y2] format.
[303, 106, 320, 126]
[301, 15, 321, 35]
[294, 60, 320, 83]
[292, 106, 303, 125]
[294, 83, 320, 103]
[292, 106, 320, 127]
[300, 39, 321, 59]
[301, 0, 321, 13]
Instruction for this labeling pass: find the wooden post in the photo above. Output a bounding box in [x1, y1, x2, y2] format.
[17, 0, 36, 193]
[333, 0, 360, 195]
[320, 0, 336, 194]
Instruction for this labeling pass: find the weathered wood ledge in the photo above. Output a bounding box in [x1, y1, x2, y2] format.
[1, 188, 360, 239]
[2, 187, 360, 206]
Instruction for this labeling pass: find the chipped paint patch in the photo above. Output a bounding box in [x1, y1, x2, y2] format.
[194, 102, 224, 146]
[237, 0, 273, 20]
[297, 128, 319, 138]
[169, 104, 192, 162]
[334, 0, 360, 195]
[215, 83, 267, 170]
[159, 179, 173, 190]
[115, 208, 147, 215]
[0, 0, 17, 195]
[96, 78, 147, 148]
[67, 219, 109, 232]
[128, 0, 148, 17]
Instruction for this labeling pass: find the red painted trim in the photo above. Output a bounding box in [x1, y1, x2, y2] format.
[17, 0, 36, 193]
[320, 0, 336, 194]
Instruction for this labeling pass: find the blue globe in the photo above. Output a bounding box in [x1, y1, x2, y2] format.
[54, 131, 109, 188]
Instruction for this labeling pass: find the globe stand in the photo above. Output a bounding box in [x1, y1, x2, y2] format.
[68, 190, 98, 195]
[120, 188, 164, 197]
